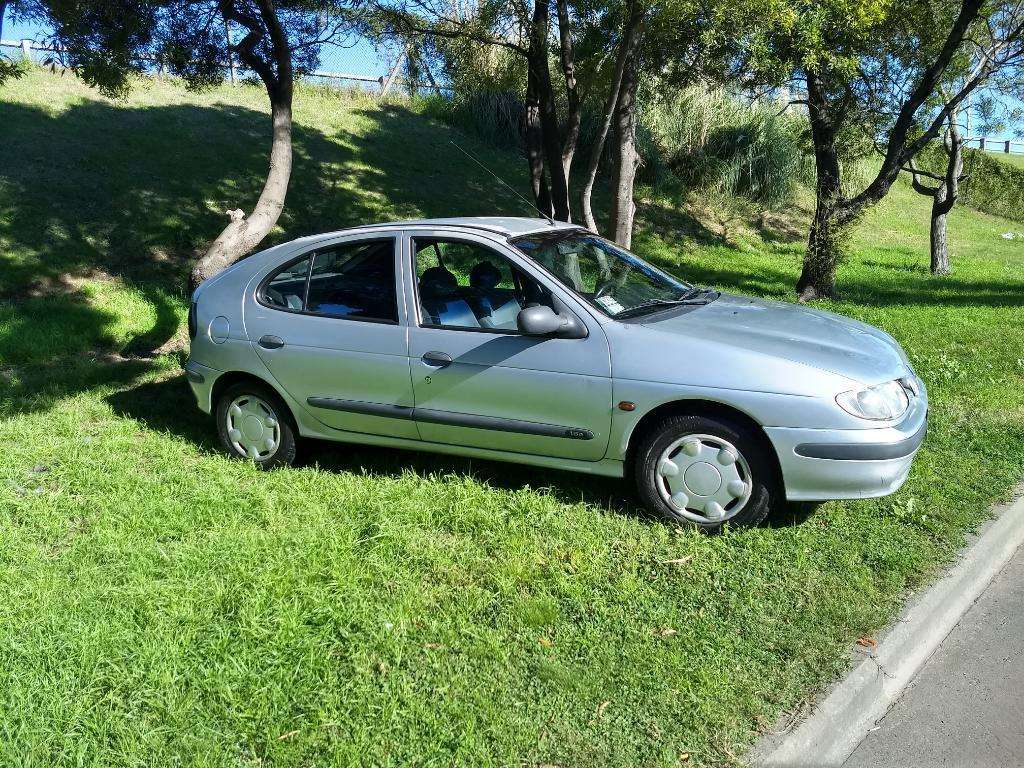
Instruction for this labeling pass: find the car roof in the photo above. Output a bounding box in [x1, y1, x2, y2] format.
[320, 217, 580, 239]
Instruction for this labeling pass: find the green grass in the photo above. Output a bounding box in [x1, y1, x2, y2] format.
[984, 149, 1024, 168]
[3, 70, 1024, 768]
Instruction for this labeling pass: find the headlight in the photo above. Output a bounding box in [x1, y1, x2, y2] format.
[836, 380, 910, 421]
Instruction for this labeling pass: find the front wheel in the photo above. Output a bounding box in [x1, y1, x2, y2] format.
[633, 414, 778, 530]
[215, 381, 297, 470]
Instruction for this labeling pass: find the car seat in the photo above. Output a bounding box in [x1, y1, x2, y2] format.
[419, 266, 480, 327]
[468, 261, 522, 329]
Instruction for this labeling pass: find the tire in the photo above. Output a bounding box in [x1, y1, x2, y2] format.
[633, 414, 778, 530]
[215, 381, 297, 470]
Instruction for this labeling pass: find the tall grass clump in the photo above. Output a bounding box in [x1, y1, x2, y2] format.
[422, 89, 526, 151]
[646, 86, 806, 208]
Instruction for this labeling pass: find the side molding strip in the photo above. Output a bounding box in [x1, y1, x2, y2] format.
[306, 398, 593, 440]
[795, 421, 928, 461]
[307, 397, 414, 420]
[414, 408, 594, 440]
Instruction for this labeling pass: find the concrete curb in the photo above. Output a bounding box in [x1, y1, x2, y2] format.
[752, 487, 1024, 768]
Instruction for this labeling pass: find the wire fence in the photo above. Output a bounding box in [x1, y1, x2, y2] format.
[0, 34, 449, 97]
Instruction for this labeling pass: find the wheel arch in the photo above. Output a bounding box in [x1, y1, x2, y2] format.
[624, 399, 783, 490]
[211, 370, 299, 429]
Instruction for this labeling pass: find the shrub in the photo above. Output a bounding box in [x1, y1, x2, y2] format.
[644, 87, 805, 208]
[917, 143, 1024, 222]
[956, 149, 1024, 222]
[422, 89, 526, 151]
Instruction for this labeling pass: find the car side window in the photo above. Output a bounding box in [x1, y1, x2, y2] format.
[413, 238, 554, 331]
[263, 256, 311, 311]
[260, 239, 398, 323]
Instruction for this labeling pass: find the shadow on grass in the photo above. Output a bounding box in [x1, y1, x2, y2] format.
[640, 237, 1024, 309]
[106, 373, 814, 528]
[0, 91, 540, 410]
[105, 373, 643, 517]
[0, 355, 157, 418]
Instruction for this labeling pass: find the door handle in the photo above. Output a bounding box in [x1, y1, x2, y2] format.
[258, 335, 285, 350]
[421, 351, 453, 367]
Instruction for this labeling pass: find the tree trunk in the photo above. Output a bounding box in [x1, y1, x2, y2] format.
[525, 67, 553, 217]
[932, 118, 963, 275]
[537, 77, 571, 222]
[908, 113, 962, 276]
[190, 86, 293, 291]
[528, 0, 571, 222]
[189, 0, 294, 294]
[580, 12, 640, 234]
[554, 0, 580, 181]
[608, 48, 639, 248]
[796, 70, 845, 301]
[930, 192, 950, 275]
[0, 1, 7, 43]
[799, 199, 847, 301]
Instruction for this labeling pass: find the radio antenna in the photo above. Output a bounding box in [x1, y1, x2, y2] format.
[449, 139, 556, 226]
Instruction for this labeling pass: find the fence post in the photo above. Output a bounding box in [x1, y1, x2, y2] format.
[20, 39, 31, 62]
[979, 136, 986, 151]
[379, 44, 409, 99]
[1006, 140, 1012, 154]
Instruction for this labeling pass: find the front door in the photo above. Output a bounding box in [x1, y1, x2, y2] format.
[244, 235, 418, 439]
[404, 233, 612, 461]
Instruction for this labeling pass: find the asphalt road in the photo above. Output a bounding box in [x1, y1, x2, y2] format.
[843, 544, 1024, 768]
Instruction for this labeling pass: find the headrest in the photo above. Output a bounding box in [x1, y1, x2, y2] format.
[420, 266, 458, 298]
[469, 261, 502, 289]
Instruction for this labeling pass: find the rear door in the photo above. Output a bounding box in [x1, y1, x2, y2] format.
[243, 234, 418, 439]
[402, 230, 613, 461]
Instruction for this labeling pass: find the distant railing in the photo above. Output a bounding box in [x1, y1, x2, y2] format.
[0, 38, 449, 97]
[964, 136, 1024, 155]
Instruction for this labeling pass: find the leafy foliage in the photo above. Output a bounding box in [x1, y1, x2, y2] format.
[919, 142, 1024, 221]
[645, 87, 804, 208]
[30, 0, 352, 96]
[422, 89, 528, 151]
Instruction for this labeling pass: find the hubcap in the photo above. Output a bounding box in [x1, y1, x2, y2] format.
[654, 433, 753, 525]
[225, 394, 281, 461]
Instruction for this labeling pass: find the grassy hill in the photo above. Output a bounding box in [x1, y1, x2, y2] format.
[985, 149, 1024, 168]
[2, 70, 1024, 768]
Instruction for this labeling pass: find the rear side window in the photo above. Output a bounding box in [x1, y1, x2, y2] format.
[259, 239, 398, 323]
[263, 256, 311, 311]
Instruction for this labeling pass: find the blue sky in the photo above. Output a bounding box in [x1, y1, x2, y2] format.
[1, 10, 391, 79]
[4, 8, 1021, 141]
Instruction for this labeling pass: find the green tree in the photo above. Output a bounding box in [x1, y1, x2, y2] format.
[0, 0, 29, 85]
[909, 3, 1024, 275]
[750, 0, 995, 300]
[375, 0, 738, 248]
[33, 0, 358, 291]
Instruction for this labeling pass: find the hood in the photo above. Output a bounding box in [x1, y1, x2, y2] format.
[637, 293, 909, 385]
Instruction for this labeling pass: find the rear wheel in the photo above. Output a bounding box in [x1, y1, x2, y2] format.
[215, 381, 297, 469]
[634, 414, 778, 530]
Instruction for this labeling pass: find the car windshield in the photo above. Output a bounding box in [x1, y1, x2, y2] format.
[512, 230, 697, 318]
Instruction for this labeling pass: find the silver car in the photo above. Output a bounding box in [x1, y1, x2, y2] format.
[185, 217, 927, 529]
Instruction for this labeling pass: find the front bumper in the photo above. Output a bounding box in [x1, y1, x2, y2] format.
[184, 358, 221, 414]
[766, 395, 928, 502]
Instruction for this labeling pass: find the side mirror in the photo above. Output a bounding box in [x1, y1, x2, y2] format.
[517, 305, 584, 337]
